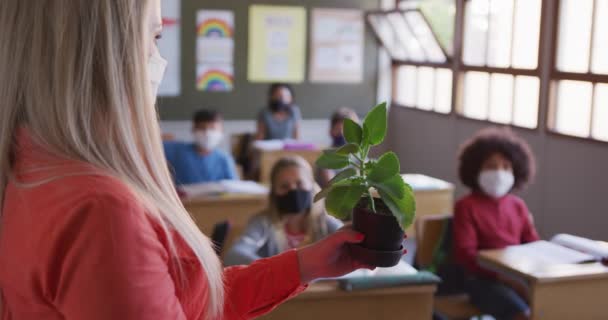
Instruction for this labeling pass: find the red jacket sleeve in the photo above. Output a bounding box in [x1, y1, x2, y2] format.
[452, 200, 496, 279]
[49, 194, 187, 320]
[222, 250, 307, 319]
[518, 201, 541, 243]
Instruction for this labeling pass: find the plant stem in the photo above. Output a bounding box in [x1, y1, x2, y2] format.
[368, 190, 376, 213]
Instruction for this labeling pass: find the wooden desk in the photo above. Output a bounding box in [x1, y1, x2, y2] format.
[183, 194, 268, 254]
[256, 149, 322, 184]
[479, 248, 608, 320]
[260, 281, 437, 320]
[403, 174, 454, 237]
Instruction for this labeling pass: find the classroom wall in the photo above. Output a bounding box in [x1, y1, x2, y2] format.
[385, 107, 608, 240]
[157, 0, 381, 121]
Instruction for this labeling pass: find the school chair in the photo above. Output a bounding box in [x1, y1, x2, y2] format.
[231, 132, 254, 179]
[416, 214, 483, 320]
[211, 220, 231, 256]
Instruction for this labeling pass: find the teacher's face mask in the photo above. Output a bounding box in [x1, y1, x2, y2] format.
[148, 48, 168, 98]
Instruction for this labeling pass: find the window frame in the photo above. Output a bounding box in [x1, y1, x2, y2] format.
[547, 0, 608, 143]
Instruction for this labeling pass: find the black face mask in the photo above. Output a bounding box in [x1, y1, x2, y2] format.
[275, 189, 312, 215]
[269, 100, 290, 112]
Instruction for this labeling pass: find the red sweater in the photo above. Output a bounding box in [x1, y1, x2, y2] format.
[453, 192, 540, 278]
[0, 129, 306, 320]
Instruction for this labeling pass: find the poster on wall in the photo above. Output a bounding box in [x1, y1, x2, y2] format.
[196, 10, 235, 92]
[157, 0, 181, 96]
[247, 5, 307, 83]
[309, 9, 364, 83]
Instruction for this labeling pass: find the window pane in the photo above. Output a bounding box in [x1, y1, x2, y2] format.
[488, 74, 514, 124]
[435, 68, 453, 114]
[463, 72, 490, 120]
[557, 0, 594, 73]
[417, 67, 435, 110]
[404, 11, 446, 63]
[395, 66, 417, 107]
[463, 0, 489, 66]
[368, 14, 408, 60]
[419, 0, 456, 55]
[486, 0, 514, 68]
[511, 0, 541, 69]
[592, 0, 608, 74]
[555, 80, 593, 137]
[592, 83, 608, 141]
[513, 76, 540, 128]
[386, 12, 425, 61]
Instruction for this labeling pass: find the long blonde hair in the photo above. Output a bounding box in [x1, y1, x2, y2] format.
[267, 156, 328, 249]
[0, 1, 223, 318]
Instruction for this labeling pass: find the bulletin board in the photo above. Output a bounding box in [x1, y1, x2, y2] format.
[157, 0, 381, 121]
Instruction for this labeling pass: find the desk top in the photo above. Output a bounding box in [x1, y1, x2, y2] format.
[297, 281, 436, 300]
[182, 193, 267, 205]
[402, 174, 454, 192]
[479, 248, 608, 283]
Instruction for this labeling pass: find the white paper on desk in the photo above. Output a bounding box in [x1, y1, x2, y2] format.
[180, 183, 224, 197]
[180, 181, 268, 197]
[511, 241, 597, 264]
[252, 139, 285, 151]
[551, 234, 608, 260]
[326, 260, 418, 282]
[402, 174, 452, 191]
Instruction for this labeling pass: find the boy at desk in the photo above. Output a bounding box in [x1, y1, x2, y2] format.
[164, 109, 238, 185]
[453, 127, 539, 320]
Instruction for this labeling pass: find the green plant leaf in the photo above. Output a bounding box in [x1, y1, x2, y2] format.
[335, 143, 360, 156]
[362, 102, 387, 146]
[372, 174, 405, 200]
[325, 185, 368, 219]
[328, 168, 357, 186]
[368, 152, 400, 182]
[343, 118, 363, 145]
[315, 150, 350, 169]
[377, 186, 416, 230]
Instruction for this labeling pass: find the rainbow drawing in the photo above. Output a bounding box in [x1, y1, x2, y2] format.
[197, 68, 234, 91]
[197, 18, 233, 38]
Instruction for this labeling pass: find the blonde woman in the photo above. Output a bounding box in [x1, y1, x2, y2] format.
[225, 157, 342, 266]
[0, 1, 374, 319]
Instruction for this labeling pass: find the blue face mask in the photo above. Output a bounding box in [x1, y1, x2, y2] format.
[332, 135, 347, 147]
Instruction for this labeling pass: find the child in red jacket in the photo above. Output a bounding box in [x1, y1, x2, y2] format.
[453, 127, 539, 320]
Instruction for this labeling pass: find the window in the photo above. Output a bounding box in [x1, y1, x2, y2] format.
[549, 0, 608, 141]
[368, 2, 453, 114]
[457, 0, 542, 129]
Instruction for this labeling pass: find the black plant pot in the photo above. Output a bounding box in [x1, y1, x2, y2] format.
[350, 198, 404, 267]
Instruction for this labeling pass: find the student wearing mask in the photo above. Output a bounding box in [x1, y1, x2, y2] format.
[225, 156, 342, 265]
[0, 1, 376, 319]
[316, 108, 360, 188]
[453, 127, 539, 320]
[164, 109, 237, 184]
[256, 83, 302, 140]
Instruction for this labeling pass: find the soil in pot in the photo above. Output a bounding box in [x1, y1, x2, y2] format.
[350, 197, 404, 267]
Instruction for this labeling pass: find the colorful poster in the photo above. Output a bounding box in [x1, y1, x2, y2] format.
[309, 9, 364, 83]
[196, 10, 235, 92]
[247, 5, 307, 83]
[157, 0, 181, 96]
[196, 64, 234, 91]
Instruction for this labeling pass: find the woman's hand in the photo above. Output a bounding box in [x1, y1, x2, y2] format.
[296, 227, 375, 283]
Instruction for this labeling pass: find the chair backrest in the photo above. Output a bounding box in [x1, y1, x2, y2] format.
[211, 220, 231, 256]
[416, 214, 452, 269]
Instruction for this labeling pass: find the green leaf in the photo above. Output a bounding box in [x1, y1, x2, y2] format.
[315, 151, 349, 169]
[343, 118, 363, 145]
[372, 174, 405, 200]
[325, 185, 368, 219]
[377, 187, 416, 230]
[362, 102, 387, 146]
[335, 143, 360, 156]
[314, 186, 332, 203]
[368, 152, 400, 182]
[328, 168, 357, 186]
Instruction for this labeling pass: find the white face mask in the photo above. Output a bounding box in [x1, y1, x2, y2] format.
[194, 130, 223, 151]
[148, 48, 168, 98]
[478, 169, 515, 199]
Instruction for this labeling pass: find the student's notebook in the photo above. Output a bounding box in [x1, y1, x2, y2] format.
[320, 260, 440, 291]
[507, 234, 608, 264]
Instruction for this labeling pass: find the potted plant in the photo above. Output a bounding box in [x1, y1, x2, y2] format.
[314, 102, 415, 267]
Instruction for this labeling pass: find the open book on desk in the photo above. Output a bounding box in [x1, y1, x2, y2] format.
[508, 234, 608, 265]
[318, 260, 440, 291]
[179, 180, 269, 197]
